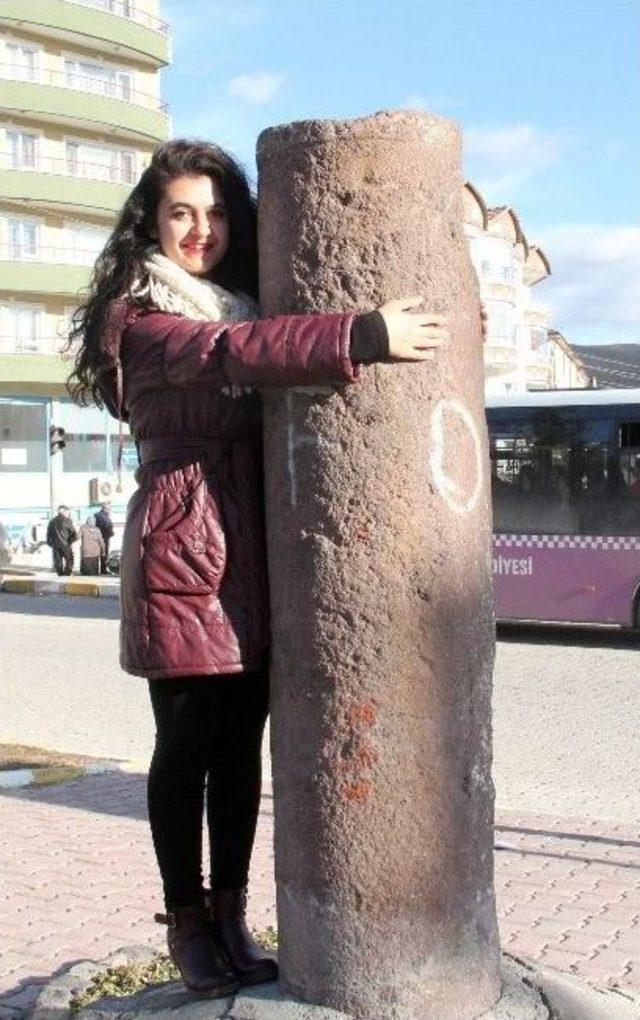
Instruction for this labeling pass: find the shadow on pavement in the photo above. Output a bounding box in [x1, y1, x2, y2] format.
[0, 960, 84, 1017]
[0, 770, 274, 822]
[497, 823, 640, 849]
[0, 771, 149, 820]
[0, 592, 120, 621]
[497, 621, 640, 649]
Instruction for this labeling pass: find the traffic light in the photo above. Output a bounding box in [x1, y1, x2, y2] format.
[49, 424, 66, 455]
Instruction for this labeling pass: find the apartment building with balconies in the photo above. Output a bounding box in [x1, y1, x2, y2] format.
[0, 0, 169, 535]
[462, 181, 571, 395]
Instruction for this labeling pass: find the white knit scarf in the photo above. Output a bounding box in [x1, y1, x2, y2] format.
[131, 252, 259, 396]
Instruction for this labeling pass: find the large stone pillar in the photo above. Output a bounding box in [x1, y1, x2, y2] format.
[257, 110, 500, 1020]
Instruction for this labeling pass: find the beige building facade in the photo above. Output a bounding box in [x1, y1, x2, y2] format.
[0, 0, 170, 532]
[462, 181, 588, 395]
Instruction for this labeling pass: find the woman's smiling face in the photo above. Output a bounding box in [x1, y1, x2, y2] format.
[155, 174, 230, 277]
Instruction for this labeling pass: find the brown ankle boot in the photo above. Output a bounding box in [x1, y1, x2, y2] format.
[155, 904, 240, 996]
[207, 888, 278, 986]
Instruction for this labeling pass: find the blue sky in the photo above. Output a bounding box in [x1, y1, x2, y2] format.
[161, 0, 640, 344]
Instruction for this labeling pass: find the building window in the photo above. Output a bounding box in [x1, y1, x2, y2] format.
[481, 260, 515, 285]
[66, 141, 136, 184]
[64, 58, 132, 101]
[0, 402, 47, 472]
[6, 130, 38, 169]
[65, 223, 109, 265]
[5, 43, 39, 82]
[486, 300, 516, 342]
[4, 305, 42, 353]
[530, 328, 551, 363]
[109, 434, 138, 472]
[7, 219, 39, 260]
[62, 433, 108, 473]
[77, 0, 131, 12]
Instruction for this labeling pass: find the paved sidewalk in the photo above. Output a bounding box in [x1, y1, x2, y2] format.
[0, 772, 638, 1019]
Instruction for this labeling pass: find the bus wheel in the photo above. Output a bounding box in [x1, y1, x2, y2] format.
[633, 596, 640, 630]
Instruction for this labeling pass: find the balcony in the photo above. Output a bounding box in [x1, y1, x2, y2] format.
[0, 152, 132, 216]
[480, 280, 516, 302]
[0, 66, 169, 144]
[483, 343, 518, 379]
[0, 245, 95, 297]
[0, 350, 70, 396]
[525, 305, 548, 327]
[0, 0, 170, 68]
[0, 334, 67, 355]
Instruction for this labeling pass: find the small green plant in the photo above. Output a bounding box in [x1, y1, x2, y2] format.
[70, 955, 178, 1011]
[69, 930, 279, 1011]
[254, 925, 278, 952]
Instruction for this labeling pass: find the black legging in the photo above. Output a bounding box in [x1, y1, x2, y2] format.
[147, 671, 269, 909]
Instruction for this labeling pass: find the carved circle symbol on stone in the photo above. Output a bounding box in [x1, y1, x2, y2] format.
[429, 397, 482, 514]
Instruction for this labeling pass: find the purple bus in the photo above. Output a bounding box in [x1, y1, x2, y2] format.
[487, 390, 640, 627]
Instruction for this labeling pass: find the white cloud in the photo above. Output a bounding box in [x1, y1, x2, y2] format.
[227, 71, 287, 105]
[464, 123, 569, 203]
[537, 224, 640, 342]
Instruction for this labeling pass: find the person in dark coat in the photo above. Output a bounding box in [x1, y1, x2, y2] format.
[94, 501, 114, 574]
[79, 515, 105, 575]
[65, 140, 449, 996]
[46, 505, 77, 576]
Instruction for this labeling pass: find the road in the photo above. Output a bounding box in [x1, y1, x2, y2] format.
[1, 593, 638, 823]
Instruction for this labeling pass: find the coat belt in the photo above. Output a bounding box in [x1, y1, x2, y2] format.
[137, 434, 252, 465]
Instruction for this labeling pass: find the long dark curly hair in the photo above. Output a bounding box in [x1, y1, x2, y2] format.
[66, 139, 258, 407]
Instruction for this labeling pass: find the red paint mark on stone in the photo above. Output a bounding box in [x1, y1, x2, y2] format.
[341, 779, 372, 802]
[354, 527, 372, 543]
[347, 701, 377, 728]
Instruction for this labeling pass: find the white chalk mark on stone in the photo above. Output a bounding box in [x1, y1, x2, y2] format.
[286, 391, 297, 509]
[430, 398, 482, 514]
[286, 392, 318, 509]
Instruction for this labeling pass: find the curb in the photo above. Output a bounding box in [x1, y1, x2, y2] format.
[1, 577, 120, 598]
[0, 758, 147, 790]
[28, 950, 640, 1020]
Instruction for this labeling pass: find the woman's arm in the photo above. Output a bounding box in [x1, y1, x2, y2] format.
[122, 301, 447, 392]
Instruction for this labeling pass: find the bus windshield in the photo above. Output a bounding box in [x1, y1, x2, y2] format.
[490, 403, 640, 537]
[487, 392, 640, 627]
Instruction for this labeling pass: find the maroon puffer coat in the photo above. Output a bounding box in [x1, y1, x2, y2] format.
[98, 301, 358, 679]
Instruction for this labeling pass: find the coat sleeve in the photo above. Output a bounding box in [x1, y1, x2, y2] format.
[122, 310, 360, 392]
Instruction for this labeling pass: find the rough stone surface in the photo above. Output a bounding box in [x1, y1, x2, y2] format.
[31, 952, 640, 1020]
[257, 110, 499, 1019]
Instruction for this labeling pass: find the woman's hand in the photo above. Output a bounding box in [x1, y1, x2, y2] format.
[378, 296, 449, 361]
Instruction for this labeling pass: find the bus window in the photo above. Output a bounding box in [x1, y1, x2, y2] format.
[491, 435, 577, 534]
[620, 422, 640, 449]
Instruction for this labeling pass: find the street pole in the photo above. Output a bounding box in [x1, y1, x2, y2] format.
[258, 110, 500, 1019]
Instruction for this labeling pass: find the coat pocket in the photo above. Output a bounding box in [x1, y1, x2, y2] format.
[142, 528, 226, 596]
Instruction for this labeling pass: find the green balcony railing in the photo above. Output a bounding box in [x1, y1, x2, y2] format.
[0, 248, 93, 298]
[0, 0, 170, 67]
[0, 352, 70, 395]
[0, 155, 132, 215]
[0, 68, 169, 143]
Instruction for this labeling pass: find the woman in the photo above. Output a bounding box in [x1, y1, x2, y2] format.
[67, 140, 448, 997]
[79, 514, 105, 575]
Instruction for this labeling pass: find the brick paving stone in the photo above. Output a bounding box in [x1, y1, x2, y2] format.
[1, 778, 639, 1017]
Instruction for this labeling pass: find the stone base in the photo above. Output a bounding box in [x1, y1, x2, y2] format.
[30, 949, 640, 1020]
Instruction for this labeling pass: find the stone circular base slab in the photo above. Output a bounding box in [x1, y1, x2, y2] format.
[30, 949, 640, 1020]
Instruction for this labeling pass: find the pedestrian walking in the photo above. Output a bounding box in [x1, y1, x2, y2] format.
[79, 515, 105, 576]
[65, 139, 449, 996]
[46, 505, 77, 576]
[94, 501, 114, 574]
